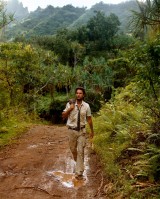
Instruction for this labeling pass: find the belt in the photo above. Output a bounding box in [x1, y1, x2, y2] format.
[68, 126, 85, 131]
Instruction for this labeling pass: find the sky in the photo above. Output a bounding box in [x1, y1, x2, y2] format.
[18, 0, 127, 12]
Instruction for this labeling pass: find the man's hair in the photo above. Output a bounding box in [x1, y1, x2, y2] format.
[75, 87, 86, 95]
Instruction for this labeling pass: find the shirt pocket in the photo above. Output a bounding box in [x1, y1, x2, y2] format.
[70, 111, 77, 123]
[80, 110, 86, 122]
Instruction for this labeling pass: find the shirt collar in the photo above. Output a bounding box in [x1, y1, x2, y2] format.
[75, 100, 84, 107]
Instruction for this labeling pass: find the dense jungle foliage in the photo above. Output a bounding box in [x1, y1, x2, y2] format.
[0, 0, 160, 198]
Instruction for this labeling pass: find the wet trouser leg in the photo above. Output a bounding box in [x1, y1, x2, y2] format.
[68, 129, 78, 161]
[68, 129, 86, 175]
[76, 133, 86, 175]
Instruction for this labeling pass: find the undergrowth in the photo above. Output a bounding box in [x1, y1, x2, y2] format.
[93, 83, 160, 198]
[0, 106, 43, 148]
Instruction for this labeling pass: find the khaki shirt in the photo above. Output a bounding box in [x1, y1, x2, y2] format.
[64, 100, 91, 128]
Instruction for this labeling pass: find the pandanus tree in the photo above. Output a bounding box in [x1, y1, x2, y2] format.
[128, 1, 160, 183]
[73, 56, 113, 95]
[129, 0, 160, 115]
[130, 0, 160, 37]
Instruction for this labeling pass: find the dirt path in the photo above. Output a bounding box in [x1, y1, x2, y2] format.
[0, 125, 105, 199]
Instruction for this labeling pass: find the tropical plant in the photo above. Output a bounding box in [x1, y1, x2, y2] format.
[72, 56, 113, 95]
[93, 82, 159, 197]
[130, 0, 160, 37]
[0, 42, 58, 109]
[134, 144, 160, 182]
[86, 11, 120, 52]
[130, 36, 160, 116]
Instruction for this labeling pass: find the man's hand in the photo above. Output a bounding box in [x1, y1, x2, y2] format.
[69, 99, 76, 104]
[62, 102, 75, 120]
[90, 132, 94, 139]
[69, 103, 75, 110]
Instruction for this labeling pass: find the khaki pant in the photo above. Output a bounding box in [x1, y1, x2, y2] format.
[68, 128, 86, 175]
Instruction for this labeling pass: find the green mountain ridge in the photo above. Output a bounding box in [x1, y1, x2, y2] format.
[7, 0, 138, 39]
[71, 1, 139, 31]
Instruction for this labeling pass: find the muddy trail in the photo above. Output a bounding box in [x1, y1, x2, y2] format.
[0, 125, 106, 199]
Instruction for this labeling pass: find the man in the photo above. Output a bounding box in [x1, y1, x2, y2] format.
[62, 87, 94, 180]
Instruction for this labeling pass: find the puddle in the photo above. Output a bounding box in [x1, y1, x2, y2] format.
[47, 154, 90, 189]
[27, 144, 39, 149]
[27, 142, 56, 149]
[0, 172, 5, 177]
[50, 171, 86, 188]
[27, 143, 44, 149]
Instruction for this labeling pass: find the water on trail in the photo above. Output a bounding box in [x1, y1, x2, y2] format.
[47, 152, 90, 189]
[0, 125, 104, 199]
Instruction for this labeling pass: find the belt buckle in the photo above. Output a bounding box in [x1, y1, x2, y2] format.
[68, 126, 85, 131]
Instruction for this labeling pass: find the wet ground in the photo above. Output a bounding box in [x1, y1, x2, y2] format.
[0, 125, 106, 199]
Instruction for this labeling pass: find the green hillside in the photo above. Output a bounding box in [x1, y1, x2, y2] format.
[7, 5, 86, 38]
[71, 1, 139, 32]
[7, 1, 138, 39]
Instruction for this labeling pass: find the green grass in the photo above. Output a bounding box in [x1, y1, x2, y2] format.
[0, 107, 43, 148]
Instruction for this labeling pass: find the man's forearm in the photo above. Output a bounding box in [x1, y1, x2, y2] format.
[87, 116, 94, 137]
[89, 121, 94, 133]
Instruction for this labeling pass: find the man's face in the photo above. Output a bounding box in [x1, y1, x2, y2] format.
[76, 89, 84, 100]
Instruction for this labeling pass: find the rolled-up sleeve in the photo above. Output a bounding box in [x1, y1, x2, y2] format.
[63, 102, 70, 112]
